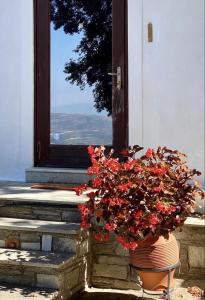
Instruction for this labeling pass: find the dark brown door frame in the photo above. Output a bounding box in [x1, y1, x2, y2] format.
[34, 0, 128, 168]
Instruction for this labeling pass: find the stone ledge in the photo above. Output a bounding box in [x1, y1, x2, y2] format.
[0, 217, 81, 235]
[184, 217, 205, 227]
[0, 248, 75, 269]
[0, 181, 87, 205]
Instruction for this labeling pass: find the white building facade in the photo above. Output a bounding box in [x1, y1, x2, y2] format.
[0, 0, 204, 188]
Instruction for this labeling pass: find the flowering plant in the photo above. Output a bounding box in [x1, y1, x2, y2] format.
[77, 145, 204, 250]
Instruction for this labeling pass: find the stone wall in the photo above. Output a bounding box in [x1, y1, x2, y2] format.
[174, 218, 205, 278]
[89, 218, 205, 289]
[90, 233, 140, 290]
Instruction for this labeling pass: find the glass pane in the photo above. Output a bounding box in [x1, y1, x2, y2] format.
[50, 0, 112, 145]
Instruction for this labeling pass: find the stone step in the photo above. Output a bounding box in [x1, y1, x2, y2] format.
[26, 168, 89, 184]
[0, 181, 87, 222]
[0, 217, 89, 254]
[0, 248, 86, 297]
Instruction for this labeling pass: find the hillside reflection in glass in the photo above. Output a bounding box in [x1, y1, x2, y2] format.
[50, 0, 112, 145]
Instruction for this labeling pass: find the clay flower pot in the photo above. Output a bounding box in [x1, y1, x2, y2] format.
[129, 233, 179, 291]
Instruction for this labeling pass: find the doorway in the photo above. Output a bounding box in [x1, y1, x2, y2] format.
[34, 0, 128, 168]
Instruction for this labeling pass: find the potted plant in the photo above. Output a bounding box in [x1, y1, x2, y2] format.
[76, 145, 204, 291]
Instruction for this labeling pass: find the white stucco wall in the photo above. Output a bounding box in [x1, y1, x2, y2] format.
[128, 0, 205, 191]
[0, 0, 204, 190]
[0, 0, 33, 181]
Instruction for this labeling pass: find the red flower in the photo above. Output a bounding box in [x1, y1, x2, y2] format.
[87, 165, 99, 176]
[148, 214, 159, 225]
[129, 226, 136, 233]
[94, 233, 102, 241]
[116, 236, 138, 250]
[95, 209, 103, 217]
[109, 198, 124, 207]
[134, 165, 143, 172]
[156, 202, 164, 212]
[105, 223, 117, 231]
[75, 185, 87, 195]
[76, 145, 204, 248]
[151, 165, 167, 176]
[92, 178, 102, 188]
[106, 158, 120, 172]
[133, 210, 143, 219]
[153, 186, 161, 193]
[87, 192, 96, 199]
[118, 182, 133, 192]
[123, 160, 135, 170]
[81, 220, 90, 229]
[94, 232, 110, 242]
[129, 241, 139, 250]
[87, 145, 95, 157]
[145, 148, 152, 158]
[156, 202, 176, 215]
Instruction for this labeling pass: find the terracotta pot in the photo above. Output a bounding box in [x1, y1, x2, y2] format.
[129, 233, 179, 291]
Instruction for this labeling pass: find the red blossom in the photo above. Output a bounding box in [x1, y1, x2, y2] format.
[77, 145, 204, 248]
[74, 185, 87, 196]
[92, 178, 102, 188]
[106, 158, 120, 172]
[129, 226, 136, 233]
[148, 214, 159, 225]
[145, 148, 152, 158]
[95, 209, 103, 217]
[81, 220, 90, 229]
[87, 192, 96, 199]
[129, 241, 139, 250]
[153, 187, 162, 193]
[87, 165, 99, 176]
[151, 165, 167, 176]
[94, 232, 110, 242]
[156, 202, 176, 215]
[118, 182, 133, 192]
[133, 210, 143, 219]
[116, 236, 138, 250]
[87, 145, 95, 157]
[105, 223, 117, 231]
[134, 165, 143, 172]
[109, 198, 125, 207]
[123, 160, 135, 170]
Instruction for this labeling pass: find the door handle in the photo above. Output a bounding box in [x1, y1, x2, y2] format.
[108, 66, 122, 91]
[148, 22, 153, 42]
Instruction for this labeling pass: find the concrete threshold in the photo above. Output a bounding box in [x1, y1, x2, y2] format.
[26, 167, 89, 184]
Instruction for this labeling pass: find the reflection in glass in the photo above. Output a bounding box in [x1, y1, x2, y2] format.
[50, 0, 112, 145]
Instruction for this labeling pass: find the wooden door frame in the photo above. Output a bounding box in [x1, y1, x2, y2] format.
[34, 0, 128, 168]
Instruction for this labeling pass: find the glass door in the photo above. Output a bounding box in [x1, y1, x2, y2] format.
[34, 0, 128, 168]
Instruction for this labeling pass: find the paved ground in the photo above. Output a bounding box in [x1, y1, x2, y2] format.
[0, 285, 58, 300]
[0, 278, 204, 299]
[74, 278, 205, 300]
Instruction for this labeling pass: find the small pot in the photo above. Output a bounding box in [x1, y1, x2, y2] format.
[129, 233, 179, 291]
